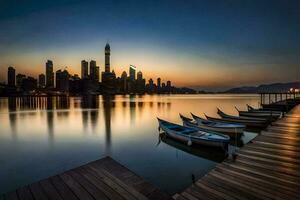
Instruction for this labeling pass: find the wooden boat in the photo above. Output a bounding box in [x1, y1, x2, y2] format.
[184, 113, 245, 137]
[157, 118, 230, 148]
[247, 104, 282, 115]
[204, 109, 269, 128]
[235, 107, 282, 120]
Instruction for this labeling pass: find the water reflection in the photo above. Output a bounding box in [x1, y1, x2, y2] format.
[158, 134, 226, 163]
[0, 94, 259, 194]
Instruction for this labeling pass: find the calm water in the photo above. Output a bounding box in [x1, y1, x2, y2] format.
[0, 94, 260, 194]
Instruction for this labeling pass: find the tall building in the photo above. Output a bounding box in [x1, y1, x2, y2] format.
[129, 65, 136, 81]
[136, 71, 145, 93]
[105, 43, 110, 73]
[56, 69, 69, 92]
[157, 78, 161, 88]
[90, 60, 97, 80]
[16, 73, 26, 87]
[137, 71, 143, 80]
[56, 70, 62, 89]
[46, 60, 54, 88]
[95, 66, 99, 82]
[120, 71, 127, 92]
[7, 66, 15, 86]
[81, 60, 88, 79]
[38, 74, 46, 88]
[166, 80, 171, 93]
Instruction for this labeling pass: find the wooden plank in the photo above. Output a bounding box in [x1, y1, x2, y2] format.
[59, 173, 94, 200]
[39, 179, 63, 200]
[17, 187, 34, 200]
[204, 173, 261, 199]
[253, 136, 300, 147]
[184, 186, 215, 200]
[28, 183, 48, 200]
[83, 165, 137, 200]
[222, 161, 300, 188]
[75, 167, 124, 200]
[4, 192, 19, 200]
[239, 148, 300, 165]
[195, 181, 235, 200]
[93, 158, 171, 200]
[67, 170, 110, 200]
[199, 175, 249, 200]
[181, 191, 199, 200]
[50, 176, 78, 200]
[88, 166, 148, 200]
[208, 171, 273, 199]
[173, 194, 188, 200]
[220, 163, 300, 195]
[215, 164, 299, 199]
[235, 156, 300, 177]
[252, 140, 300, 152]
[244, 143, 300, 159]
[237, 152, 300, 169]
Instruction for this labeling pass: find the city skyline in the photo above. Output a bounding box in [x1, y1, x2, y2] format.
[0, 0, 300, 91]
[2, 43, 184, 95]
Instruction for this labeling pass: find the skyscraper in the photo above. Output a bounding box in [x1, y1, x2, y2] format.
[129, 65, 136, 81]
[81, 60, 88, 79]
[105, 43, 110, 73]
[56, 69, 69, 92]
[16, 73, 26, 87]
[136, 71, 145, 93]
[90, 60, 98, 81]
[95, 66, 99, 82]
[157, 78, 161, 88]
[120, 71, 127, 92]
[7, 66, 15, 86]
[46, 60, 54, 88]
[38, 74, 46, 88]
[137, 71, 143, 80]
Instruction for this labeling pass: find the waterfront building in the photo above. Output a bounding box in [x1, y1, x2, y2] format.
[46, 60, 54, 88]
[157, 78, 161, 88]
[16, 74, 26, 87]
[81, 60, 88, 79]
[56, 70, 62, 90]
[56, 69, 69, 92]
[95, 66, 99, 82]
[102, 43, 116, 92]
[7, 66, 15, 86]
[167, 80, 171, 93]
[136, 71, 145, 93]
[129, 65, 136, 81]
[89, 60, 99, 82]
[38, 74, 46, 88]
[120, 71, 128, 92]
[22, 76, 37, 91]
[105, 43, 110, 72]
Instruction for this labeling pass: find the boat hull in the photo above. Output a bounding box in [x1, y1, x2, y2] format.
[184, 120, 243, 137]
[239, 111, 280, 120]
[163, 129, 228, 148]
[206, 116, 267, 128]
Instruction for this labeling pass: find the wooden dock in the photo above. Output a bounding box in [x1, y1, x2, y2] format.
[175, 104, 300, 200]
[1, 157, 171, 200]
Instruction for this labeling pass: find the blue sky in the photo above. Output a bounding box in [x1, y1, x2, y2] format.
[0, 0, 299, 90]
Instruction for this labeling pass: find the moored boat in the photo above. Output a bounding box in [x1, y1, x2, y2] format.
[157, 118, 230, 148]
[185, 113, 245, 137]
[235, 107, 282, 120]
[205, 108, 269, 128]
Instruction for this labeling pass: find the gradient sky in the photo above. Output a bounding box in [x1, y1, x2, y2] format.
[0, 0, 300, 91]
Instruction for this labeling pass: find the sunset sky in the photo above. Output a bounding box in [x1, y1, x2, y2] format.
[0, 0, 299, 91]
